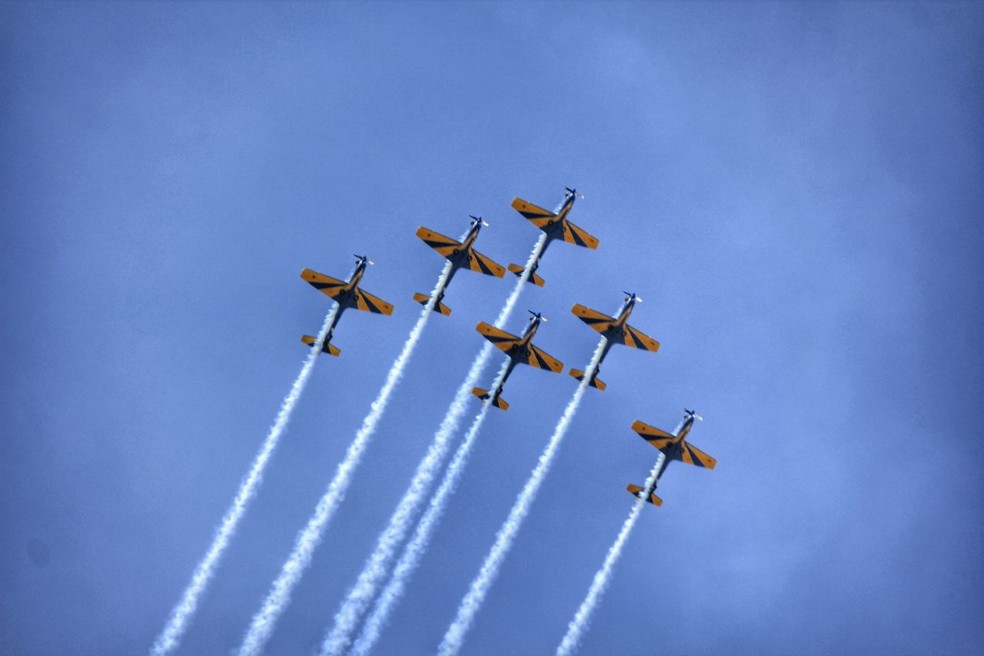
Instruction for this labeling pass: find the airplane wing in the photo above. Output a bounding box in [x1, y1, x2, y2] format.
[511, 197, 557, 229]
[678, 442, 717, 469]
[465, 248, 507, 278]
[354, 288, 394, 315]
[416, 226, 462, 258]
[632, 420, 677, 449]
[476, 321, 521, 352]
[614, 324, 661, 352]
[301, 268, 348, 299]
[520, 344, 564, 373]
[571, 304, 616, 333]
[559, 219, 599, 249]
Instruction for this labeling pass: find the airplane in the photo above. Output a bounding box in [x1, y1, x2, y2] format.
[508, 186, 599, 286]
[471, 311, 564, 410]
[298, 254, 394, 356]
[626, 409, 716, 506]
[568, 291, 660, 391]
[414, 215, 506, 315]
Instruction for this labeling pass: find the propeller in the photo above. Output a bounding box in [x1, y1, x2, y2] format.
[354, 254, 375, 266]
[564, 186, 585, 200]
[684, 408, 703, 421]
[623, 291, 643, 303]
[469, 215, 490, 227]
[528, 310, 547, 322]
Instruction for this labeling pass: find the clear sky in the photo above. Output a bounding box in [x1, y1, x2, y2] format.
[1, 1, 982, 654]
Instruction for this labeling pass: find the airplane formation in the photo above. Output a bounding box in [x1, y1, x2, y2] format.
[152, 185, 717, 656]
[298, 187, 716, 508]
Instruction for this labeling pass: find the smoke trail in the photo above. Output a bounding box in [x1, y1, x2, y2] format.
[556, 454, 664, 656]
[321, 235, 546, 656]
[350, 365, 499, 656]
[150, 305, 339, 656]
[438, 337, 608, 656]
[237, 262, 453, 656]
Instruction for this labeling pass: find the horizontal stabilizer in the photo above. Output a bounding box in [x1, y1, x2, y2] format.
[626, 484, 662, 507]
[413, 292, 451, 316]
[471, 387, 509, 410]
[569, 368, 606, 391]
[301, 335, 340, 357]
[508, 263, 545, 287]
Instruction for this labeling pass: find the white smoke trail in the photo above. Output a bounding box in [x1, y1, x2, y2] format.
[321, 234, 546, 655]
[237, 262, 453, 656]
[438, 337, 608, 656]
[150, 305, 339, 656]
[350, 366, 499, 656]
[556, 454, 664, 656]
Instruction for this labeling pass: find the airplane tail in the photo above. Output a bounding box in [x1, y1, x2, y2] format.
[626, 484, 662, 507]
[471, 387, 509, 411]
[302, 335, 341, 357]
[569, 368, 606, 391]
[413, 292, 451, 316]
[507, 263, 544, 287]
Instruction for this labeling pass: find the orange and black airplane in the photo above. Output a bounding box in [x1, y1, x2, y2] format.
[627, 409, 717, 507]
[569, 292, 660, 391]
[508, 187, 599, 286]
[471, 311, 564, 410]
[299, 254, 394, 356]
[413, 215, 506, 316]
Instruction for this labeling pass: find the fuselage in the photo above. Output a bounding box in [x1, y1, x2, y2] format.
[435, 221, 484, 303]
[327, 260, 370, 336]
[593, 296, 639, 372]
[528, 192, 577, 275]
[645, 416, 696, 493]
[489, 316, 542, 400]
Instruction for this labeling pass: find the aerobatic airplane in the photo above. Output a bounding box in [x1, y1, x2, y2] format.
[627, 409, 716, 506]
[414, 215, 506, 315]
[569, 292, 660, 390]
[299, 254, 394, 356]
[508, 186, 599, 286]
[471, 311, 564, 410]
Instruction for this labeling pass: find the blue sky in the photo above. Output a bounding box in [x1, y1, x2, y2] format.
[1, 2, 982, 654]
